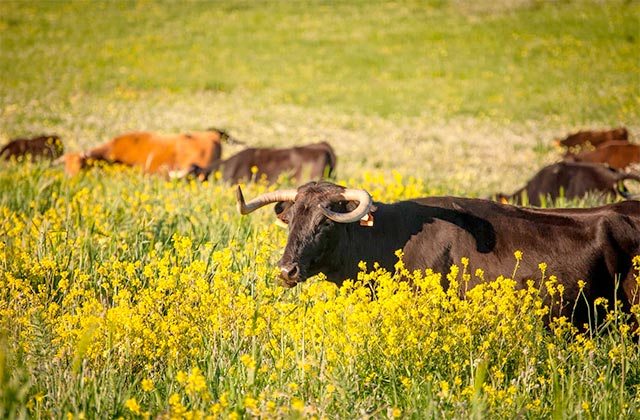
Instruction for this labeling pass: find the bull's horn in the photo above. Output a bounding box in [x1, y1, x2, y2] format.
[236, 186, 298, 215]
[319, 188, 373, 223]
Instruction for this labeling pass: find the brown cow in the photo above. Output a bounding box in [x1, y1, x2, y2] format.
[494, 161, 640, 206]
[59, 128, 233, 176]
[236, 182, 640, 329]
[190, 142, 336, 184]
[566, 141, 640, 170]
[1, 134, 63, 161]
[558, 127, 629, 148]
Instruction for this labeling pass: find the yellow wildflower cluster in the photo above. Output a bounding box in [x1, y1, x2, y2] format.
[0, 162, 638, 417]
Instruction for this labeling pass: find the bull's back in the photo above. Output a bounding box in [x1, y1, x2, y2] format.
[577, 143, 640, 169]
[108, 132, 177, 172]
[221, 149, 259, 182]
[1, 136, 63, 160]
[507, 162, 616, 206]
[255, 149, 296, 181]
[562, 165, 619, 199]
[174, 132, 222, 170]
[606, 144, 640, 169]
[402, 198, 639, 288]
[561, 129, 628, 148]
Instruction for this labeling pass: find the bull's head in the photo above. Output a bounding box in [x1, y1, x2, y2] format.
[236, 182, 375, 287]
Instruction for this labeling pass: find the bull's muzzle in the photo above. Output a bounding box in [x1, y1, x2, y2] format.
[279, 262, 300, 287]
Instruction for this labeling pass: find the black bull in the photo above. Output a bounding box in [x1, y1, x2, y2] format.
[237, 181, 640, 328]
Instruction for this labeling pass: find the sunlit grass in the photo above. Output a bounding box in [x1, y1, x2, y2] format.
[1, 0, 640, 417]
[1, 0, 638, 122]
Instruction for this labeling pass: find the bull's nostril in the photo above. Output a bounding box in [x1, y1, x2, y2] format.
[280, 263, 300, 282]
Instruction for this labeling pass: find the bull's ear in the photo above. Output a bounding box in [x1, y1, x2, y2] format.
[274, 201, 293, 224]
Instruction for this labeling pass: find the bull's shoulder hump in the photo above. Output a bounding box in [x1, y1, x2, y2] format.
[399, 196, 595, 226]
[405, 196, 501, 210]
[610, 199, 640, 217]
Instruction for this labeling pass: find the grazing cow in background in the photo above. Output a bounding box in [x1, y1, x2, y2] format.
[493, 161, 640, 206]
[236, 181, 640, 329]
[558, 127, 629, 149]
[191, 142, 336, 184]
[0, 134, 64, 161]
[59, 128, 233, 176]
[565, 141, 640, 170]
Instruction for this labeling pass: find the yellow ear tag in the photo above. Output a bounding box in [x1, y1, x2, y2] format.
[360, 213, 374, 227]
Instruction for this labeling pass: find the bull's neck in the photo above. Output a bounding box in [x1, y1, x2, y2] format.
[327, 201, 422, 282]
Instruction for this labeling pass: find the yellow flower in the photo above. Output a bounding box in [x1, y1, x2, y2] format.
[291, 398, 305, 412]
[125, 398, 141, 415]
[186, 367, 207, 395]
[240, 354, 256, 370]
[141, 378, 154, 392]
[169, 393, 181, 405]
[176, 370, 188, 385]
[244, 395, 258, 411]
[438, 381, 450, 398]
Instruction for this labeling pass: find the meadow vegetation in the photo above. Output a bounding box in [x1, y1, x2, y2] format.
[1, 0, 639, 418]
[1, 163, 639, 418]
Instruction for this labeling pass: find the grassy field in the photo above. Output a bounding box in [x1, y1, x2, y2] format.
[1, 0, 640, 418]
[1, 0, 639, 195]
[1, 0, 639, 122]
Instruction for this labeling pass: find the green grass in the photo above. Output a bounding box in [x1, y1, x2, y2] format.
[1, 0, 638, 123]
[1, 0, 638, 197]
[1, 1, 640, 417]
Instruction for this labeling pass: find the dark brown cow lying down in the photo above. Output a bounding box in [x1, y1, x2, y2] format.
[59, 128, 232, 176]
[494, 161, 640, 206]
[1, 134, 63, 161]
[566, 141, 640, 170]
[191, 142, 336, 184]
[558, 127, 629, 148]
[237, 182, 640, 329]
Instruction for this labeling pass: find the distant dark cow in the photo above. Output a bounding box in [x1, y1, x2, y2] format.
[0, 135, 63, 161]
[566, 141, 640, 170]
[58, 128, 232, 176]
[494, 161, 640, 206]
[192, 142, 336, 183]
[236, 181, 640, 328]
[558, 127, 629, 149]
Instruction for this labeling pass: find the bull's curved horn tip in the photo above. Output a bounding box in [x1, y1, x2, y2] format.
[236, 185, 247, 214]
